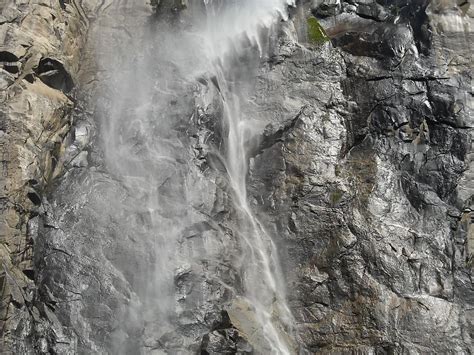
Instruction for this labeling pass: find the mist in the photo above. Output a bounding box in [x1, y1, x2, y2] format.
[91, 0, 297, 353]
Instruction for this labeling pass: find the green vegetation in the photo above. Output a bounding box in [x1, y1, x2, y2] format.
[330, 189, 344, 206]
[307, 17, 329, 44]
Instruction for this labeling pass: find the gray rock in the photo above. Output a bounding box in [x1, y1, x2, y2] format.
[1, 0, 473, 354]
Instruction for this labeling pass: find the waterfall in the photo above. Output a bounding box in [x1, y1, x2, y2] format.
[98, 0, 296, 352]
[200, 1, 296, 353]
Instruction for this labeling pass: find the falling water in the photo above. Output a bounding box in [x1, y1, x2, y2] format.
[200, 1, 295, 353]
[98, 0, 296, 353]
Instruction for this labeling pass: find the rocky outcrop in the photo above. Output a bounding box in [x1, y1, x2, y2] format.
[0, 0, 91, 352]
[1, 0, 472, 354]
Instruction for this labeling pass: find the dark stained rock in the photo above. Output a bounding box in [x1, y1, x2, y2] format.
[1, 0, 473, 354]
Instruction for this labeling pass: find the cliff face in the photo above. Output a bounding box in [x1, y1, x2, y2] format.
[261, 1, 474, 352]
[1, 0, 473, 354]
[0, 0, 90, 352]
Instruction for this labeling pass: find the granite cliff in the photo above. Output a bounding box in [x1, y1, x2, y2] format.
[1, 0, 473, 354]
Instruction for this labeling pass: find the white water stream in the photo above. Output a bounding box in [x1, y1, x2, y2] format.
[200, 1, 295, 353]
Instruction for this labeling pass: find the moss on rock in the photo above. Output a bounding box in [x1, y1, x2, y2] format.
[330, 189, 344, 206]
[307, 17, 329, 44]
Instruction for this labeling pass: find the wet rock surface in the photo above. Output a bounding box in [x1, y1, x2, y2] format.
[1, 0, 473, 354]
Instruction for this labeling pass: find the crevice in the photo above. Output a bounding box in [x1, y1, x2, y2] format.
[34, 57, 74, 93]
[0, 51, 20, 74]
[22, 269, 35, 281]
[27, 190, 42, 206]
[403, 76, 450, 82]
[365, 76, 393, 82]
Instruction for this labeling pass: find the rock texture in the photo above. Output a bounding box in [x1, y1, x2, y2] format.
[0, 0, 90, 352]
[255, 1, 474, 352]
[1, 0, 473, 354]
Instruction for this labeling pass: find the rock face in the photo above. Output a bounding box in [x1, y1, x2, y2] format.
[0, 0, 89, 352]
[1, 0, 473, 354]
[260, 1, 474, 352]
